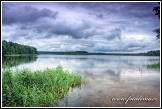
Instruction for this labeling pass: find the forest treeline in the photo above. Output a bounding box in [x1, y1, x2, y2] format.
[39, 50, 160, 56]
[2, 40, 159, 56]
[2, 40, 38, 55]
[137, 50, 160, 56]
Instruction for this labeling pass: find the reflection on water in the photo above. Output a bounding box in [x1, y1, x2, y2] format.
[2, 55, 160, 107]
[2, 56, 37, 68]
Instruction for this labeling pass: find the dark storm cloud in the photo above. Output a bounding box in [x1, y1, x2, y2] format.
[2, 3, 58, 25]
[2, 2, 160, 52]
[18, 19, 95, 39]
[58, 3, 152, 12]
[60, 2, 158, 18]
[106, 28, 121, 40]
[48, 21, 94, 39]
[96, 14, 104, 19]
[59, 2, 159, 25]
[57, 2, 159, 33]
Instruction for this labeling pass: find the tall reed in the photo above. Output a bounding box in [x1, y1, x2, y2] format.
[2, 66, 82, 107]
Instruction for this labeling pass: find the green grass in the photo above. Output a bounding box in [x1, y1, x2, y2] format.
[2, 66, 82, 107]
[147, 61, 160, 68]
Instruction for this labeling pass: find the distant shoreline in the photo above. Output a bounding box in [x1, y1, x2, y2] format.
[37, 50, 160, 56]
[2, 50, 160, 56]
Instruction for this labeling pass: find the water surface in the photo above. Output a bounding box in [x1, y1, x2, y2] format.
[2, 55, 160, 107]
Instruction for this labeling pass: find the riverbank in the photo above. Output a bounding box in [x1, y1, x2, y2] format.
[2, 66, 82, 107]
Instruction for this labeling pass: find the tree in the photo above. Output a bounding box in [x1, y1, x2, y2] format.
[153, 3, 160, 39]
[153, 28, 160, 39]
[2, 40, 38, 55]
[153, 3, 160, 19]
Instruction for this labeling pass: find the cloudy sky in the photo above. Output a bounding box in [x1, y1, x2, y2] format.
[2, 2, 160, 53]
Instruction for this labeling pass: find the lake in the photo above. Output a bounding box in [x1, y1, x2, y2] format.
[2, 55, 160, 107]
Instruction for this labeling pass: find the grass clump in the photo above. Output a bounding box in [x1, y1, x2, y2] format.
[147, 61, 160, 68]
[2, 66, 82, 107]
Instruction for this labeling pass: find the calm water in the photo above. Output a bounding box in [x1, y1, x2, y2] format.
[2, 55, 160, 107]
